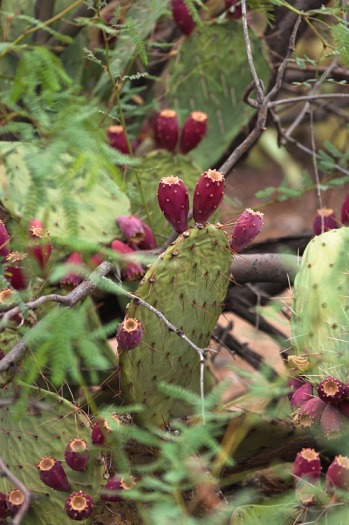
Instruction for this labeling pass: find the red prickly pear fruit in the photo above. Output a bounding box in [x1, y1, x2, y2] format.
[28, 218, 52, 269]
[321, 404, 342, 438]
[290, 382, 313, 409]
[111, 240, 143, 281]
[107, 125, 130, 155]
[65, 491, 93, 521]
[37, 456, 71, 492]
[317, 376, 345, 405]
[180, 111, 208, 154]
[341, 194, 349, 225]
[116, 215, 145, 246]
[0, 220, 10, 261]
[296, 396, 326, 428]
[89, 253, 104, 268]
[116, 318, 143, 351]
[313, 208, 338, 235]
[91, 418, 111, 446]
[137, 220, 157, 250]
[193, 169, 225, 223]
[338, 400, 349, 418]
[326, 455, 349, 491]
[343, 383, 349, 401]
[293, 448, 322, 481]
[0, 492, 10, 518]
[154, 110, 179, 152]
[157, 176, 189, 233]
[65, 438, 90, 471]
[5, 252, 27, 290]
[61, 252, 84, 288]
[171, 0, 195, 36]
[6, 489, 25, 514]
[101, 475, 133, 502]
[230, 208, 264, 252]
[287, 377, 305, 401]
[225, 0, 242, 19]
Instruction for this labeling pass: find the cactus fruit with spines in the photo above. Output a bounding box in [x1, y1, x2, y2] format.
[291, 227, 349, 381]
[119, 221, 232, 427]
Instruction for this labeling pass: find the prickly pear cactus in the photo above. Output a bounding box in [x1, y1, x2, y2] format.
[119, 223, 232, 427]
[291, 227, 349, 380]
[0, 384, 106, 524]
[161, 23, 271, 168]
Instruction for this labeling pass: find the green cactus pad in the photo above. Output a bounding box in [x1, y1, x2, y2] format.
[0, 384, 106, 524]
[162, 22, 271, 168]
[128, 149, 204, 243]
[0, 142, 129, 244]
[119, 223, 232, 427]
[291, 228, 349, 380]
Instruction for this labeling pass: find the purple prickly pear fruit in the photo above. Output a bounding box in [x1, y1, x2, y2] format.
[37, 456, 71, 492]
[297, 396, 326, 427]
[28, 218, 52, 269]
[171, 0, 195, 36]
[193, 170, 225, 223]
[343, 383, 349, 401]
[0, 492, 10, 518]
[313, 208, 338, 235]
[0, 220, 10, 261]
[65, 491, 93, 521]
[293, 448, 322, 480]
[317, 376, 345, 405]
[338, 400, 349, 418]
[290, 382, 313, 409]
[225, 0, 242, 19]
[180, 111, 208, 154]
[326, 456, 349, 491]
[61, 252, 84, 288]
[154, 110, 179, 152]
[107, 125, 130, 155]
[6, 489, 25, 514]
[157, 176, 189, 233]
[230, 209, 264, 252]
[5, 252, 27, 290]
[321, 404, 342, 438]
[111, 240, 143, 281]
[287, 376, 306, 401]
[101, 475, 133, 502]
[91, 418, 111, 446]
[116, 215, 145, 246]
[116, 318, 143, 351]
[341, 194, 349, 225]
[137, 220, 157, 250]
[65, 438, 90, 471]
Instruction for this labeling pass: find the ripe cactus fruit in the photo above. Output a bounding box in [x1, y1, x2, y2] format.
[107, 125, 130, 155]
[171, 0, 195, 36]
[28, 218, 52, 269]
[326, 455, 349, 491]
[291, 228, 349, 380]
[137, 220, 157, 250]
[193, 170, 225, 223]
[0, 492, 10, 518]
[0, 220, 10, 260]
[65, 491, 93, 521]
[5, 252, 27, 290]
[116, 215, 145, 247]
[313, 208, 338, 235]
[64, 438, 90, 472]
[6, 489, 25, 514]
[180, 111, 208, 154]
[341, 194, 349, 225]
[111, 240, 143, 281]
[91, 418, 111, 446]
[101, 475, 129, 502]
[296, 396, 326, 428]
[317, 377, 345, 405]
[225, 0, 242, 19]
[37, 457, 71, 492]
[290, 382, 313, 409]
[120, 223, 232, 427]
[293, 448, 322, 480]
[230, 209, 264, 252]
[157, 176, 189, 234]
[61, 252, 84, 287]
[116, 318, 143, 351]
[287, 377, 305, 401]
[154, 110, 179, 152]
[321, 404, 342, 438]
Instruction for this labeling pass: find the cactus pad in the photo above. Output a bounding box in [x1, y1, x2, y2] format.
[119, 223, 232, 427]
[291, 228, 349, 380]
